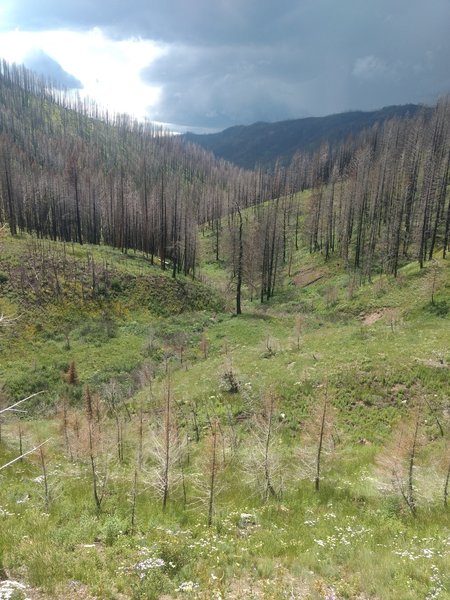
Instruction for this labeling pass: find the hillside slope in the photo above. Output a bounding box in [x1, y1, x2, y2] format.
[0, 223, 449, 599]
[184, 104, 426, 169]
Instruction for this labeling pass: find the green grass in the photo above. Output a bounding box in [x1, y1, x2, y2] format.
[1, 229, 450, 598]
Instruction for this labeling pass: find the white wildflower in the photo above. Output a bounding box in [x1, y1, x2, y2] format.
[135, 557, 165, 578]
[177, 581, 199, 592]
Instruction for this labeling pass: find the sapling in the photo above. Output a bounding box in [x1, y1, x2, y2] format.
[190, 417, 224, 526]
[207, 420, 219, 526]
[147, 373, 185, 511]
[244, 391, 284, 502]
[83, 388, 108, 513]
[102, 379, 129, 463]
[162, 377, 171, 510]
[377, 410, 423, 516]
[298, 386, 336, 491]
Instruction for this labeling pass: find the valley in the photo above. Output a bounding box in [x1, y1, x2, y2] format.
[0, 63, 449, 599]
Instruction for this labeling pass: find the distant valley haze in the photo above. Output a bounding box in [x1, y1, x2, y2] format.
[0, 0, 449, 132]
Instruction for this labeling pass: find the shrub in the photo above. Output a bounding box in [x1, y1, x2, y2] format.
[101, 515, 126, 546]
[220, 368, 240, 393]
[425, 299, 449, 317]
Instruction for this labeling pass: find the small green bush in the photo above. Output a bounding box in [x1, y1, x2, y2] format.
[131, 569, 172, 600]
[425, 299, 449, 317]
[101, 515, 127, 546]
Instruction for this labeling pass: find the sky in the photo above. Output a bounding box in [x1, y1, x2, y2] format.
[0, 0, 449, 132]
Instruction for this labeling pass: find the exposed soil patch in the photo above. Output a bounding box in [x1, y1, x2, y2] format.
[361, 308, 388, 326]
[416, 357, 449, 369]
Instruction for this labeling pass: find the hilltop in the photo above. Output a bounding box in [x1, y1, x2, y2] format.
[183, 104, 426, 169]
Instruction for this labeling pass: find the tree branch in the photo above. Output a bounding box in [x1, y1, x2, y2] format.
[0, 438, 51, 472]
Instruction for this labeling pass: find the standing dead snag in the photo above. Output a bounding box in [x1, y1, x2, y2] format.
[406, 414, 420, 515]
[235, 204, 244, 315]
[315, 395, 328, 492]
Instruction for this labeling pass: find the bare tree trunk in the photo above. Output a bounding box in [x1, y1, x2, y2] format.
[236, 205, 243, 315]
[315, 398, 328, 492]
[406, 414, 420, 516]
[162, 375, 171, 511]
[131, 467, 138, 533]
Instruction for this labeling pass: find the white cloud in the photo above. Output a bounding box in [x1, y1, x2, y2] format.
[0, 28, 164, 118]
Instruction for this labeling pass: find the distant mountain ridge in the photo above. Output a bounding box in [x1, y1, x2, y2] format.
[183, 104, 426, 169]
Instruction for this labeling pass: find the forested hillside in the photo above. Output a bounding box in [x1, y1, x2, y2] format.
[0, 61, 269, 278]
[183, 105, 426, 170]
[1, 62, 449, 309]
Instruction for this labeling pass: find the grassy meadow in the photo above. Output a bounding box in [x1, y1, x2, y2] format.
[0, 218, 449, 599]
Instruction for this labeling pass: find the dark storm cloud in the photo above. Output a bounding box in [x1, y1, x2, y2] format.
[4, 0, 450, 129]
[142, 44, 320, 128]
[4, 0, 303, 44]
[23, 49, 83, 89]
